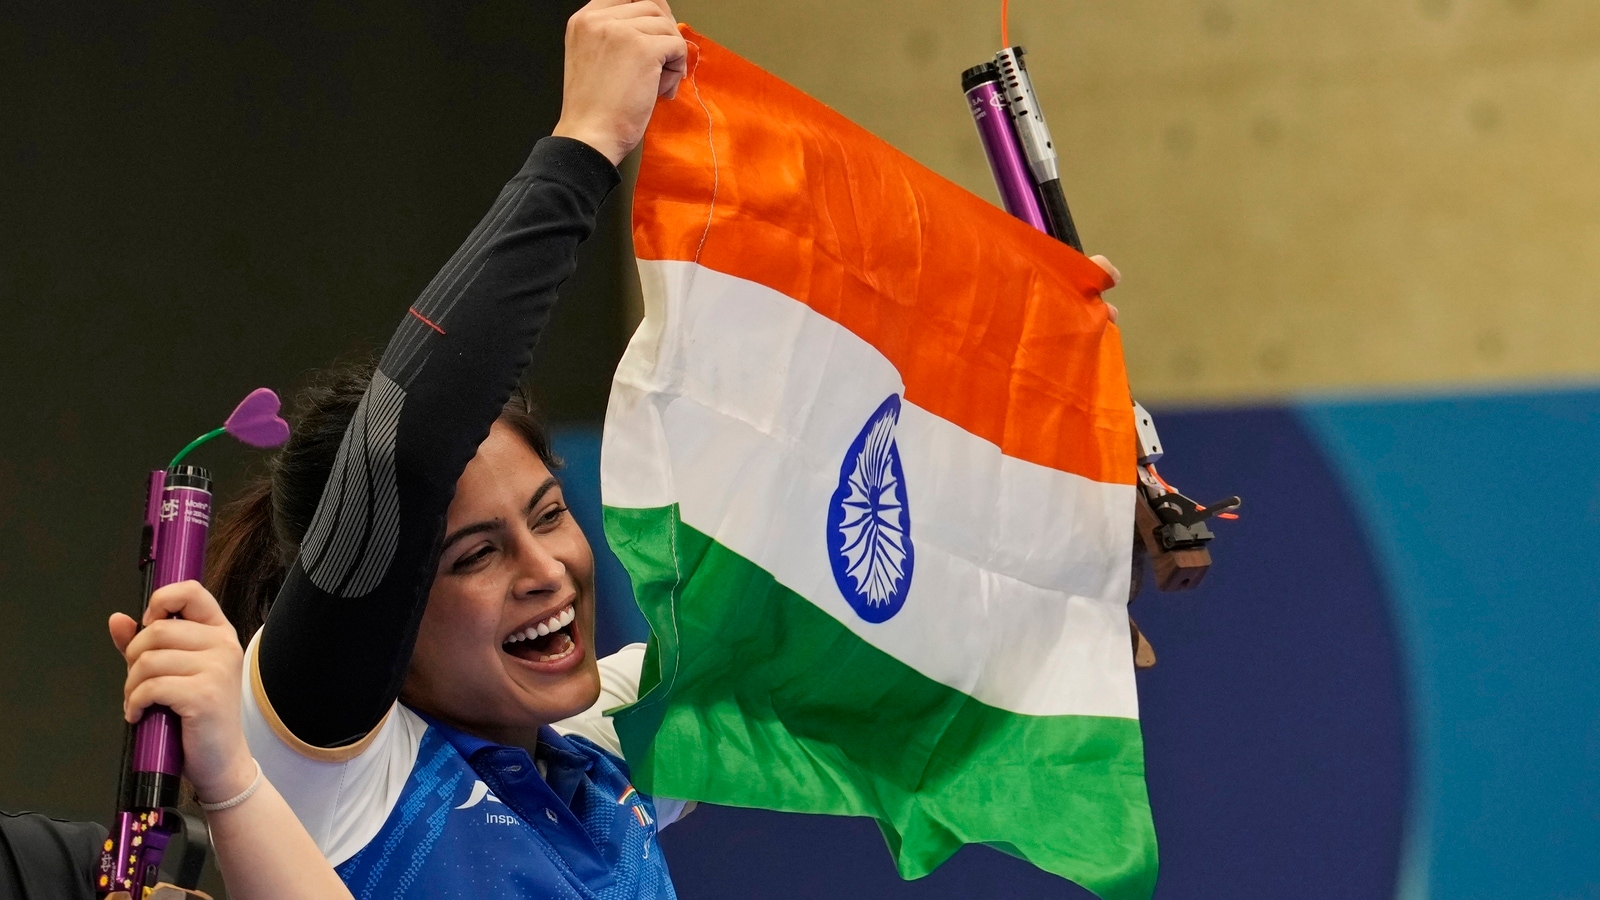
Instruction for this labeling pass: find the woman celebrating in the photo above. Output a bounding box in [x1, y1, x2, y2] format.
[187, 1, 1123, 894]
[195, 1, 690, 896]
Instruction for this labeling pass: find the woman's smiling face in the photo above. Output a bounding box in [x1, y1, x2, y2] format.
[400, 420, 601, 748]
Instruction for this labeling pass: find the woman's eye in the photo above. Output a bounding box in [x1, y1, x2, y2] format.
[452, 546, 494, 572]
[534, 504, 568, 531]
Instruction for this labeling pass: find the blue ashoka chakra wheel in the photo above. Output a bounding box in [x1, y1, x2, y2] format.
[826, 394, 915, 623]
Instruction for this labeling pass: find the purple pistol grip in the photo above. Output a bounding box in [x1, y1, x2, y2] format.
[136, 480, 212, 779]
[151, 481, 211, 593]
[102, 470, 211, 896]
[130, 709, 183, 778]
[964, 79, 1048, 232]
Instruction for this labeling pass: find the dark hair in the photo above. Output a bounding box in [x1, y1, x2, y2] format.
[204, 357, 558, 644]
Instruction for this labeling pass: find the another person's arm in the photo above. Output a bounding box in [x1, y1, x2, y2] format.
[110, 583, 354, 900]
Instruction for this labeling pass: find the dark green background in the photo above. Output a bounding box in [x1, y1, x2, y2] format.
[0, 2, 625, 890]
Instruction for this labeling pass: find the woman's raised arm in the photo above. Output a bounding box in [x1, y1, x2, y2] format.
[254, 0, 686, 751]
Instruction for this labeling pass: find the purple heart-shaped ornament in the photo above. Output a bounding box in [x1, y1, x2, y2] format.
[224, 388, 291, 448]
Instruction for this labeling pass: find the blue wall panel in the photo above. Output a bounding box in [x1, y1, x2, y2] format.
[1132, 408, 1408, 900]
[1303, 390, 1600, 900]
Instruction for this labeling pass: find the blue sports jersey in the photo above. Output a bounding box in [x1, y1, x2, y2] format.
[334, 721, 675, 899]
[244, 640, 685, 900]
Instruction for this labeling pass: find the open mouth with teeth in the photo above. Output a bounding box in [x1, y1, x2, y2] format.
[501, 603, 579, 666]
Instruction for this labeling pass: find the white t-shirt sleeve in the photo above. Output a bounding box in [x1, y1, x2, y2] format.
[553, 642, 643, 757]
[552, 643, 694, 828]
[240, 628, 426, 867]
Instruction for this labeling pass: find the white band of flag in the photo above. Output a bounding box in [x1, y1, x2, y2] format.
[605, 259, 1139, 719]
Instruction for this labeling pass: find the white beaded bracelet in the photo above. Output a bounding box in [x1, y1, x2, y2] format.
[199, 760, 264, 812]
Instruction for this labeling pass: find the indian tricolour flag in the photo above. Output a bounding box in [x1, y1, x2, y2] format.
[602, 27, 1156, 900]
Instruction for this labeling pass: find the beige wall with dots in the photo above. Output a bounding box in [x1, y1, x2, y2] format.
[659, 0, 1600, 403]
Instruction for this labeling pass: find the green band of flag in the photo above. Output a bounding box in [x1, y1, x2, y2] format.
[606, 504, 1158, 900]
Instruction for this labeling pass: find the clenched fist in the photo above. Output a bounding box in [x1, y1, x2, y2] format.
[553, 0, 688, 166]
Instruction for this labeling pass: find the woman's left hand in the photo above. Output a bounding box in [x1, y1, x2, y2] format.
[109, 580, 255, 806]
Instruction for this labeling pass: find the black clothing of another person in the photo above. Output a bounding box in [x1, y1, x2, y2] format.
[0, 812, 104, 900]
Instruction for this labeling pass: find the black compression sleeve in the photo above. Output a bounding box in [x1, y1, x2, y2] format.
[258, 136, 619, 748]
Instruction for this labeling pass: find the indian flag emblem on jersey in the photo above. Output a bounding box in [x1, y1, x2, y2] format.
[619, 787, 654, 828]
[602, 27, 1157, 900]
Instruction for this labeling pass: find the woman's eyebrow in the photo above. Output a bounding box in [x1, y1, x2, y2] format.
[524, 476, 560, 515]
[441, 477, 560, 552]
[442, 518, 503, 553]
